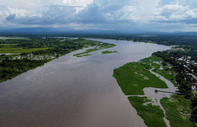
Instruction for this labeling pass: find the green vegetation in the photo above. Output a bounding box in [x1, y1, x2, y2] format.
[102, 50, 118, 54]
[161, 95, 197, 127]
[113, 52, 196, 126]
[153, 68, 177, 87]
[153, 51, 194, 99]
[113, 54, 197, 125]
[0, 59, 50, 83]
[128, 96, 167, 127]
[0, 47, 49, 53]
[135, 55, 177, 87]
[74, 48, 98, 57]
[74, 38, 99, 47]
[191, 97, 197, 123]
[113, 56, 168, 95]
[139, 56, 177, 87]
[113, 55, 192, 126]
[99, 43, 116, 49]
[74, 42, 115, 57]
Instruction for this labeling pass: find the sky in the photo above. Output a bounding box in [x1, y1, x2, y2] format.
[0, 0, 197, 32]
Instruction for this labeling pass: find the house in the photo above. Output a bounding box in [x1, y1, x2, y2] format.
[178, 58, 183, 61]
[187, 56, 191, 59]
[192, 86, 195, 91]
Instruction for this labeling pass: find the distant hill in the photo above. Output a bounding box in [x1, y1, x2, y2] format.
[0, 27, 197, 35]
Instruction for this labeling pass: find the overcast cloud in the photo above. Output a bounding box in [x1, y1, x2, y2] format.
[0, 0, 197, 32]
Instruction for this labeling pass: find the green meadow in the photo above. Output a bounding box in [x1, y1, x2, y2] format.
[113, 56, 168, 95]
[153, 68, 177, 87]
[161, 95, 197, 127]
[129, 96, 167, 127]
[139, 55, 177, 87]
[0, 47, 49, 53]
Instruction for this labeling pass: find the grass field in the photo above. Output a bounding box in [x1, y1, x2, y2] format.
[153, 68, 177, 87]
[161, 95, 197, 127]
[140, 55, 177, 87]
[128, 96, 167, 127]
[0, 47, 49, 53]
[113, 56, 168, 95]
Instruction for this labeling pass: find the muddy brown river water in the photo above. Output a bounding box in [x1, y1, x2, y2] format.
[0, 39, 170, 127]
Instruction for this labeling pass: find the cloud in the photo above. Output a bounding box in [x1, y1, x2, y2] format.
[7, 6, 28, 17]
[62, 0, 93, 6]
[76, 0, 139, 24]
[44, 5, 83, 8]
[1, 0, 197, 32]
[5, 5, 78, 25]
[151, 0, 197, 25]
[5, 0, 139, 25]
[162, 4, 185, 12]
[6, 14, 16, 21]
[0, 0, 42, 11]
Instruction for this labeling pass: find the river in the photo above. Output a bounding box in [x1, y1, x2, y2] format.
[0, 39, 170, 127]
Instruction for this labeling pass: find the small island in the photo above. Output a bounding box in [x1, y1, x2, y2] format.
[102, 50, 118, 54]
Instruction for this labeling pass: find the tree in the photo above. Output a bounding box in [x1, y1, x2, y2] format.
[192, 97, 197, 108]
[162, 61, 167, 66]
[178, 89, 186, 94]
[185, 90, 192, 99]
[191, 108, 197, 122]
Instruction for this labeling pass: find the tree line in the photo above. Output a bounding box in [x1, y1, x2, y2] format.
[153, 51, 197, 122]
